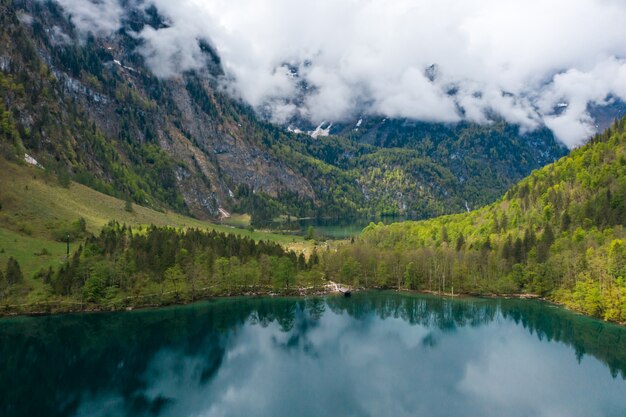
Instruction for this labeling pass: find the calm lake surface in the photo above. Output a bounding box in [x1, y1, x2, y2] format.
[1, 292, 625, 417]
[259, 216, 409, 239]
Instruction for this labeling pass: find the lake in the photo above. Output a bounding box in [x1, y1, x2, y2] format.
[258, 216, 409, 239]
[1, 292, 625, 417]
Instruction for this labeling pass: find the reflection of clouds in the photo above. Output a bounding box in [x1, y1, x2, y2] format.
[72, 303, 626, 417]
[458, 323, 626, 417]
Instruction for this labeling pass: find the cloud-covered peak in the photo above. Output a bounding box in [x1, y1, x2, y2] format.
[51, 0, 626, 148]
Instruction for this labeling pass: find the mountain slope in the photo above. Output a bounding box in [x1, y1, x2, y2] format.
[1, 0, 568, 225]
[0, 156, 308, 278]
[328, 117, 626, 323]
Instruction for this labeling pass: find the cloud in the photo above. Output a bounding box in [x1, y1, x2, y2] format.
[135, 25, 207, 78]
[54, 0, 123, 35]
[48, 0, 626, 147]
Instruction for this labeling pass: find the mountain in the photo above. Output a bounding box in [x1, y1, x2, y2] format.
[328, 117, 626, 323]
[1, 0, 568, 225]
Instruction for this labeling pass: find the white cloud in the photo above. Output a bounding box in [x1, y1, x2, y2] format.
[54, 0, 123, 36]
[48, 0, 626, 147]
[135, 25, 206, 78]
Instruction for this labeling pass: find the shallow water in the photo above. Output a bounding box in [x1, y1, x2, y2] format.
[1, 292, 625, 417]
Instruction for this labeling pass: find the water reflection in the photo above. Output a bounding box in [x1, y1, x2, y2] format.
[0, 293, 624, 417]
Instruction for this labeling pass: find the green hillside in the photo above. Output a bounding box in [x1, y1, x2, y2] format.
[325, 118, 626, 323]
[0, 157, 307, 279]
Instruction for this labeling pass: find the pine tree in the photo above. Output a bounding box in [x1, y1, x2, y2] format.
[455, 234, 465, 251]
[6, 257, 23, 285]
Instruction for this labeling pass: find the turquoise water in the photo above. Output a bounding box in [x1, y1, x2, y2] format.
[260, 216, 408, 239]
[1, 292, 625, 417]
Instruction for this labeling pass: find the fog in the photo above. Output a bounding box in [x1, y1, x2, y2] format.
[52, 0, 626, 147]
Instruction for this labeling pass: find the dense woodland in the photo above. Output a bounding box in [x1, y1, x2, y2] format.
[1, 116, 625, 321]
[1, 116, 626, 323]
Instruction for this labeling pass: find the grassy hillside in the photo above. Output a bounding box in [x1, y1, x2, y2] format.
[0, 157, 308, 278]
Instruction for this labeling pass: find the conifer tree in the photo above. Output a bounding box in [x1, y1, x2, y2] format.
[6, 257, 23, 285]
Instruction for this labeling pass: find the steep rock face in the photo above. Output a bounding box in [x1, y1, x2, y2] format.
[1, 0, 314, 219]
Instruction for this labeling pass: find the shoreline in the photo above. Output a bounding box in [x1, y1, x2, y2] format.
[1, 286, 624, 327]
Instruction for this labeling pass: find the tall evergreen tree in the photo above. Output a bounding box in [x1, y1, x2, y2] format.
[5, 257, 23, 285]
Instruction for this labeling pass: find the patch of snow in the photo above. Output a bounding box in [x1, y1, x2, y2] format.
[556, 102, 568, 108]
[356, 119, 363, 127]
[50, 26, 71, 46]
[0, 56, 11, 72]
[113, 59, 136, 72]
[218, 207, 231, 218]
[17, 13, 33, 25]
[287, 126, 304, 134]
[24, 153, 43, 169]
[310, 122, 332, 139]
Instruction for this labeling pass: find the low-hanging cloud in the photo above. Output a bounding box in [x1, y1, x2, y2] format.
[49, 0, 626, 147]
[54, 0, 123, 36]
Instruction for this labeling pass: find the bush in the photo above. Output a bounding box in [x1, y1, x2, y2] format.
[17, 222, 33, 236]
[49, 217, 88, 242]
[124, 199, 134, 213]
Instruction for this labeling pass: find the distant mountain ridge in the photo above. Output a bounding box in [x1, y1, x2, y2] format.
[0, 0, 570, 224]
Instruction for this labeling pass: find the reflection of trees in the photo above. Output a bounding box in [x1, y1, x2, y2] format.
[0, 300, 254, 417]
[326, 292, 498, 330]
[499, 300, 626, 379]
[0, 297, 324, 417]
[0, 294, 624, 417]
[346, 293, 626, 379]
[328, 292, 626, 379]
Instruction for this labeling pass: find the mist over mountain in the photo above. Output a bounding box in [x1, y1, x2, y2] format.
[0, 0, 574, 224]
[45, 0, 626, 148]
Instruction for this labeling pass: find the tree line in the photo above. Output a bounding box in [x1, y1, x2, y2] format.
[0, 222, 327, 310]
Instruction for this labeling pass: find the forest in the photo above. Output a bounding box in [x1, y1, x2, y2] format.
[325, 117, 626, 323]
[0, 222, 324, 313]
